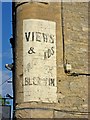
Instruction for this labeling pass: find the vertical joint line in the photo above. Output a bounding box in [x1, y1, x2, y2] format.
[61, 1, 65, 67]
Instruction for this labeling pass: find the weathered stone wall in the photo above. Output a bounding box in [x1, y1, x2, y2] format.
[14, 2, 88, 118]
[55, 2, 88, 118]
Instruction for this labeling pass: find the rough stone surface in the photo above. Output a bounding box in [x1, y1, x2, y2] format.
[14, 2, 88, 119]
[30, 109, 53, 118]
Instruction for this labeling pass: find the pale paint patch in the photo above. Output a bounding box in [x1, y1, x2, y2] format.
[23, 19, 57, 103]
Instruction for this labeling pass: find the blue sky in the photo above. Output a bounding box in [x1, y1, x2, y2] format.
[0, 2, 13, 117]
[0, 3, 13, 116]
[1, 1, 13, 117]
[2, 2, 12, 97]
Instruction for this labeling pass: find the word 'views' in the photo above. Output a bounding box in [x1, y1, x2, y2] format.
[25, 32, 55, 44]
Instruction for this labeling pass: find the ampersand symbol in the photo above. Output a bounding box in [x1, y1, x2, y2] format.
[28, 47, 35, 54]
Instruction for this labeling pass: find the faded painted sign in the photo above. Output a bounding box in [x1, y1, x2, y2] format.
[23, 19, 57, 103]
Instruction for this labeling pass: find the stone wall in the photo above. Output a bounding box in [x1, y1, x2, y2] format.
[55, 2, 88, 118]
[14, 2, 88, 118]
